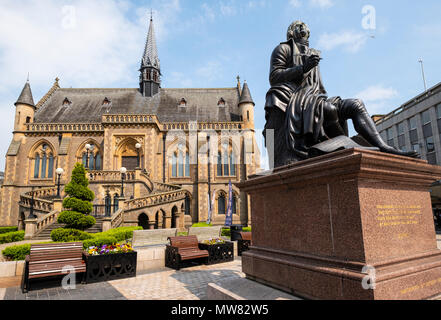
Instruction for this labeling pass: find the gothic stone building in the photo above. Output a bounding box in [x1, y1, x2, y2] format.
[0, 19, 260, 234]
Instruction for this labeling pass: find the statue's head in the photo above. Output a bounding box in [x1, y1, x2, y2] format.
[287, 21, 310, 42]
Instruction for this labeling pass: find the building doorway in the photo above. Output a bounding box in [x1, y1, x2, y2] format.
[138, 213, 149, 230]
[122, 157, 138, 171]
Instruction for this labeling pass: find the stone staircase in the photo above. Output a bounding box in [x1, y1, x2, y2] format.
[32, 217, 105, 240]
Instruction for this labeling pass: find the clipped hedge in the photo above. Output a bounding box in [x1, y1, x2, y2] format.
[221, 226, 251, 237]
[2, 244, 31, 261]
[0, 227, 18, 234]
[57, 211, 96, 231]
[0, 231, 25, 244]
[83, 236, 118, 249]
[93, 226, 143, 242]
[50, 228, 94, 242]
[191, 222, 213, 228]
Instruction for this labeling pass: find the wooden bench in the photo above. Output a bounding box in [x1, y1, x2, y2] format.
[238, 232, 252, 256]
[165, 235, 209, 270]
[22, 242, 86, 293]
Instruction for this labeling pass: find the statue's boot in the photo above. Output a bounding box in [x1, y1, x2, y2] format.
[353, 110, 419, 158]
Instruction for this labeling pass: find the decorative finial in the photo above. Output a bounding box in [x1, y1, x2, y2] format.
[150, 9, 153, 21]
[27, 72, 30, 82]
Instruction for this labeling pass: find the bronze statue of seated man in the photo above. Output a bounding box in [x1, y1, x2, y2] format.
[264, 20, 418, 168]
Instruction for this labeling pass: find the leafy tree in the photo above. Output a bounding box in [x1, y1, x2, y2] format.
[57, 163, 96, 230]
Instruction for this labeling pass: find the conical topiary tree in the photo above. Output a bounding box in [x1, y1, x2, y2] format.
[57, 163, 96, 230]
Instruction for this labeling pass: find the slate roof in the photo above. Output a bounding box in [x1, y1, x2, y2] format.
[33, 87, 242, 124]
[15, 81, 35, 107]
[141, 18, 160, 70]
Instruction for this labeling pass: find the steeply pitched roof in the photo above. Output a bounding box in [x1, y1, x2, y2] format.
[141, 18, 160, 70]
[239, 81, 254, 106]
[15, 81, 35, 108]
[33, 87, 242, 124]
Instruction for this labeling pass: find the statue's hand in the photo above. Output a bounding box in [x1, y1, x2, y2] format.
[303, 54, 320, 73]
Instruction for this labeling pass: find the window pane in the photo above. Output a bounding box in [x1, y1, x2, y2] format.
[178, 151, 184, 177]
[218, 195, 226, 215]
[232, 195, 237, 214]
[223, 152, 229, 176]
[34, 154, 40, 178]
[409, 116, 417, 130]
[172, 153, 177, 177]
[397, 122, 405, 135]
[426, 136, 435, 153]
[48, 155, 54, 178]
[82, 153, 87, 167]
[185, 152, 190, 177]
[41, 154, 47, 178]
[412, 143, 420, 154]
[217, 153, 222, 176]
[230, 152, 236, 176]
[387, 128, 394, 140]
[89, 153, 94, 170]
[95, 154, 102, 170]
[422, 110, 431, 125]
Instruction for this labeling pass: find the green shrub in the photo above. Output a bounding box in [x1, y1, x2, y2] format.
[221, 228, 231, 237]
[2, 244, 31, 261]
[243, 227, 251, 232]
[0, 231, 25, 244]
[50, 228, 94, 242]
[0, 226, 18, 234]
[59, 163, 96, 230]
[177, 232, 188, 236]
[93, 226, 142, 242]
[191, 222, 213, 228]
[83, 236, 118, 249]
[57, 211, 96, 230]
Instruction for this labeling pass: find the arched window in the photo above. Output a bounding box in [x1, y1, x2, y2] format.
[78, 142, 103, 171]
[217, 142, 237, 177]
[185, 195, 191, 216]
[218, 193, 226, 215]
[171, 143, 190, 178]
[31, 143, 55, 179]
[232, 194, 237, 215]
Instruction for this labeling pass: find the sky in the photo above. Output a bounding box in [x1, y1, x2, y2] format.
[0, 0, 440, 170]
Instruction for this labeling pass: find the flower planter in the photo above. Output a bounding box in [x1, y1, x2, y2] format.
[83, 251, 137, 283]
[198, 241, 234, 265]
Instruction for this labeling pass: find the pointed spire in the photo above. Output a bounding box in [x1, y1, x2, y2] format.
[15, 80, 35, 108]
[141, 14, 160, 70]
[239, 81, 255, 106]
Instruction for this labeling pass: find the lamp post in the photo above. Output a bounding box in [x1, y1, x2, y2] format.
[135, 143, 141, 168]
[85, 143, 92, 169]
[207, 136, 212, 214]
[120, 167, 127, 198]
[56, 167, 64, 198]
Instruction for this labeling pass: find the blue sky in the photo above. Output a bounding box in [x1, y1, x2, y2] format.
[0, 0, 440, 170]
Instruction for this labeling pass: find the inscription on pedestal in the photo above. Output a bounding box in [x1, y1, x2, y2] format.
[376, 205, 422, 228]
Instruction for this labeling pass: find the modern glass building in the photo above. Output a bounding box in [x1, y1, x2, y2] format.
[375, 82, 441, 165]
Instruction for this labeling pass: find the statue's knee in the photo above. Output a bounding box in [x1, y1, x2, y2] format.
[352, 99, 366, 113]
[324, 103, 339, 121]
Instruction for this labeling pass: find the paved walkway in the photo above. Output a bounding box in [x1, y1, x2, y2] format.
[1, 258, 244, 300]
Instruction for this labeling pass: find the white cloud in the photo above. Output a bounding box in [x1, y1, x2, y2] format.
[317, 30, 368, 53]
[355, 85, 399, 114]
[0, 0, 183, 169]
[220, 1, 237, 16]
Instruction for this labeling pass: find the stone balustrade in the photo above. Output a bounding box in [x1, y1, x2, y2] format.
[102, 114, 157, 124]
[88, 170, 136, 182]
[125, 189, 187, 211]
[26, 123, 103, 132]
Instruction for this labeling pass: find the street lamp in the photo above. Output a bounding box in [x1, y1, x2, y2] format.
[56, 168, 64, 198]
[85, 143, 93, 169]
[135, 143, 141, 168]
[120, 167, 127, 197]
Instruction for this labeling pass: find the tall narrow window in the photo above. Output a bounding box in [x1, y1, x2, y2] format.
[95, 154, 102, 170]
[185, 152, 190, 177]
[48, 154, 54, 178]
[217, 152, 222, 176]
[34, 154, 40, 178]
[232, 195, 237, 214]
[82, 153, 87, 167]
[218, 193, 226, 215]
[178, 151, 184, 177]
[89, 153, 94, 170]
[172, 153, 177, 177]
[230, 151, 236, 176]
[41, 153, 47, 179]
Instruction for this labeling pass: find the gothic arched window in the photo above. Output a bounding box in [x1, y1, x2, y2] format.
[171, 143, 190, 178]
[31, 143, 55, 179]
[217, 142, 237, 177]
[218, 192, 226, 215]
